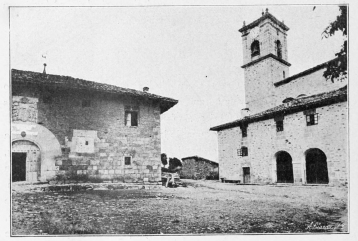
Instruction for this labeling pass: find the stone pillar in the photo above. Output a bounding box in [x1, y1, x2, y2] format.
[292, 162, 302, 185]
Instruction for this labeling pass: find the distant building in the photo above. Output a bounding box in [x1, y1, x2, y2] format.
[210, 10, 347, 186]
[180, 156, 219, 180]
[11, 69, 178, 184]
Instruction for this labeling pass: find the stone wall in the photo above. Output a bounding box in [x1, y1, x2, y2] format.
[217, 101, 348, 186]
[244, 58, 289, 114]
[275, 68, 347, 106]
[12, 83, 162, 184]
[180, 158, 219, 180]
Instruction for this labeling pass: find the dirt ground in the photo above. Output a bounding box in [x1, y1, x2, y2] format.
[11, 180, 348, 235]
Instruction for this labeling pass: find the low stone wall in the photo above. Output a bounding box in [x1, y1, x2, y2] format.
[23, 183, 163, 193]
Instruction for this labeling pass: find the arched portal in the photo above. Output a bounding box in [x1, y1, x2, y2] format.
[305, 148, 329, 184]
[12, 140, 41, 182]
[12, 122, 62, 182]
[276, 151, 294, 183]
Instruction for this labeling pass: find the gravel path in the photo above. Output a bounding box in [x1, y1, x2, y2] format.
[11, 180, 348, 234]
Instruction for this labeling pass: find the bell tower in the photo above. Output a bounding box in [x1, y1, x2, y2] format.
[239, 9, 291, 115]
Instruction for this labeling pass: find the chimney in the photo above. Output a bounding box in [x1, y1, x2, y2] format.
[143, 87, 149, 92]
[43, 63, 47, 74]
[241, 108, 250, 118]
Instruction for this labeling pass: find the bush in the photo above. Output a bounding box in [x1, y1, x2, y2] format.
[50, 171, 93, 184]
[206, 171, 219, 180]
[88, 176, 103, 183]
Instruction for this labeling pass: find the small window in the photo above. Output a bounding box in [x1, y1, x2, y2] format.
[238, 147, 248, 157]
[306, 114, 318, 126]
[276, 120, 284, 132]
[82, 100, 91, 108]
[85, 141, 89, 145]
[124, 156, 131, 165]
[125, 111, 138, 127]
[283, 71, 285, 79]
[251, 40, 260, 57]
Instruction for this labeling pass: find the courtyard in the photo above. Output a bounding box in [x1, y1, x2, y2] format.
[11, 180, 348, 235]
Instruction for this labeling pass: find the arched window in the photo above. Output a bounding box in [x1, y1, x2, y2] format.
[297, 94, 307, 98]
[282, 97, 294, 103]
[251, 40, 260, 57]
[276, 40, 282, 58]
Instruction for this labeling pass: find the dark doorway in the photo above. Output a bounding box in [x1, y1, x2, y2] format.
[243, 167, 250, 184]
[276, 151, 294, 183]
[306, 149, 329, 184]
[12, 152, 27, 182]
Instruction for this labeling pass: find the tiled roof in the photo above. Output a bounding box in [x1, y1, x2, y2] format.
[11, 69, 178, 114]
[239, 12, 289, 33]
[210, 86, 347, 131]
[181, 156, 218, 165]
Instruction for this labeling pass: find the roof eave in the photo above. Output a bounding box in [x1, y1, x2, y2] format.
[210, 88, 347, 132]
[241, 54, 291, 69]
[11, 69, 179, 114]
[239, 13, 289, 33]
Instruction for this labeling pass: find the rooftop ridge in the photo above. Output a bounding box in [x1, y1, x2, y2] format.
[181, 156, 218, 164]
[239, 12, 289, 33]
[11, 69, 178, 114]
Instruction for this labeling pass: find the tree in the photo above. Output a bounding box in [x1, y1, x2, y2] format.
[168, 157, 182, 172]
[161, 153, 168, 166]
[321, 6, 347, 82]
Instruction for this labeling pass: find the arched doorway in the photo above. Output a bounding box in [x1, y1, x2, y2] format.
[276, 151, 294, 183]
[12, 140, 41, 182]
[305, 148, 329, 184]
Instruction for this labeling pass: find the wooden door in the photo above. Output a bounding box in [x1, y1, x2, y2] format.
[243, 167, 250, 184]
[12, 152, 27, 181]
[12, 140, 41, 182]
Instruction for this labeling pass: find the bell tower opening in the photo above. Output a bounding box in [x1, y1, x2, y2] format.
[276, 40, 282, 58]
[251, 40, 260, 57]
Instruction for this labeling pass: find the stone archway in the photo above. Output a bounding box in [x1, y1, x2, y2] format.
[305, 148, 329, 184]
[275, 151, 294, 183]
[12, 122, 62, 181]
[12, 140, 41, 182]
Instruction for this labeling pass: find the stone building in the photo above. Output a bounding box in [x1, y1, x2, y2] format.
[11, 69, 178, 184]
[210, 10, 347, 186]
[180, 156, 219, 180]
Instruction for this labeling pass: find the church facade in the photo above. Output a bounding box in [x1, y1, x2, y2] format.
[210, 10, 348, 186]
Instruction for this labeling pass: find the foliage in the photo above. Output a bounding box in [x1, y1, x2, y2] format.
[51, 170, 93, 184]
[206, 171, 219, 180]
[321, 5, 347, 82]
[168, 157, 182, 170]
[161, 153, 168, 166]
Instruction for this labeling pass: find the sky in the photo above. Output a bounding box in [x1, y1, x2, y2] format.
[9, 4, 345, 162]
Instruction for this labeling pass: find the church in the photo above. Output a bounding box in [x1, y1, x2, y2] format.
[210, 9, 347, 186]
